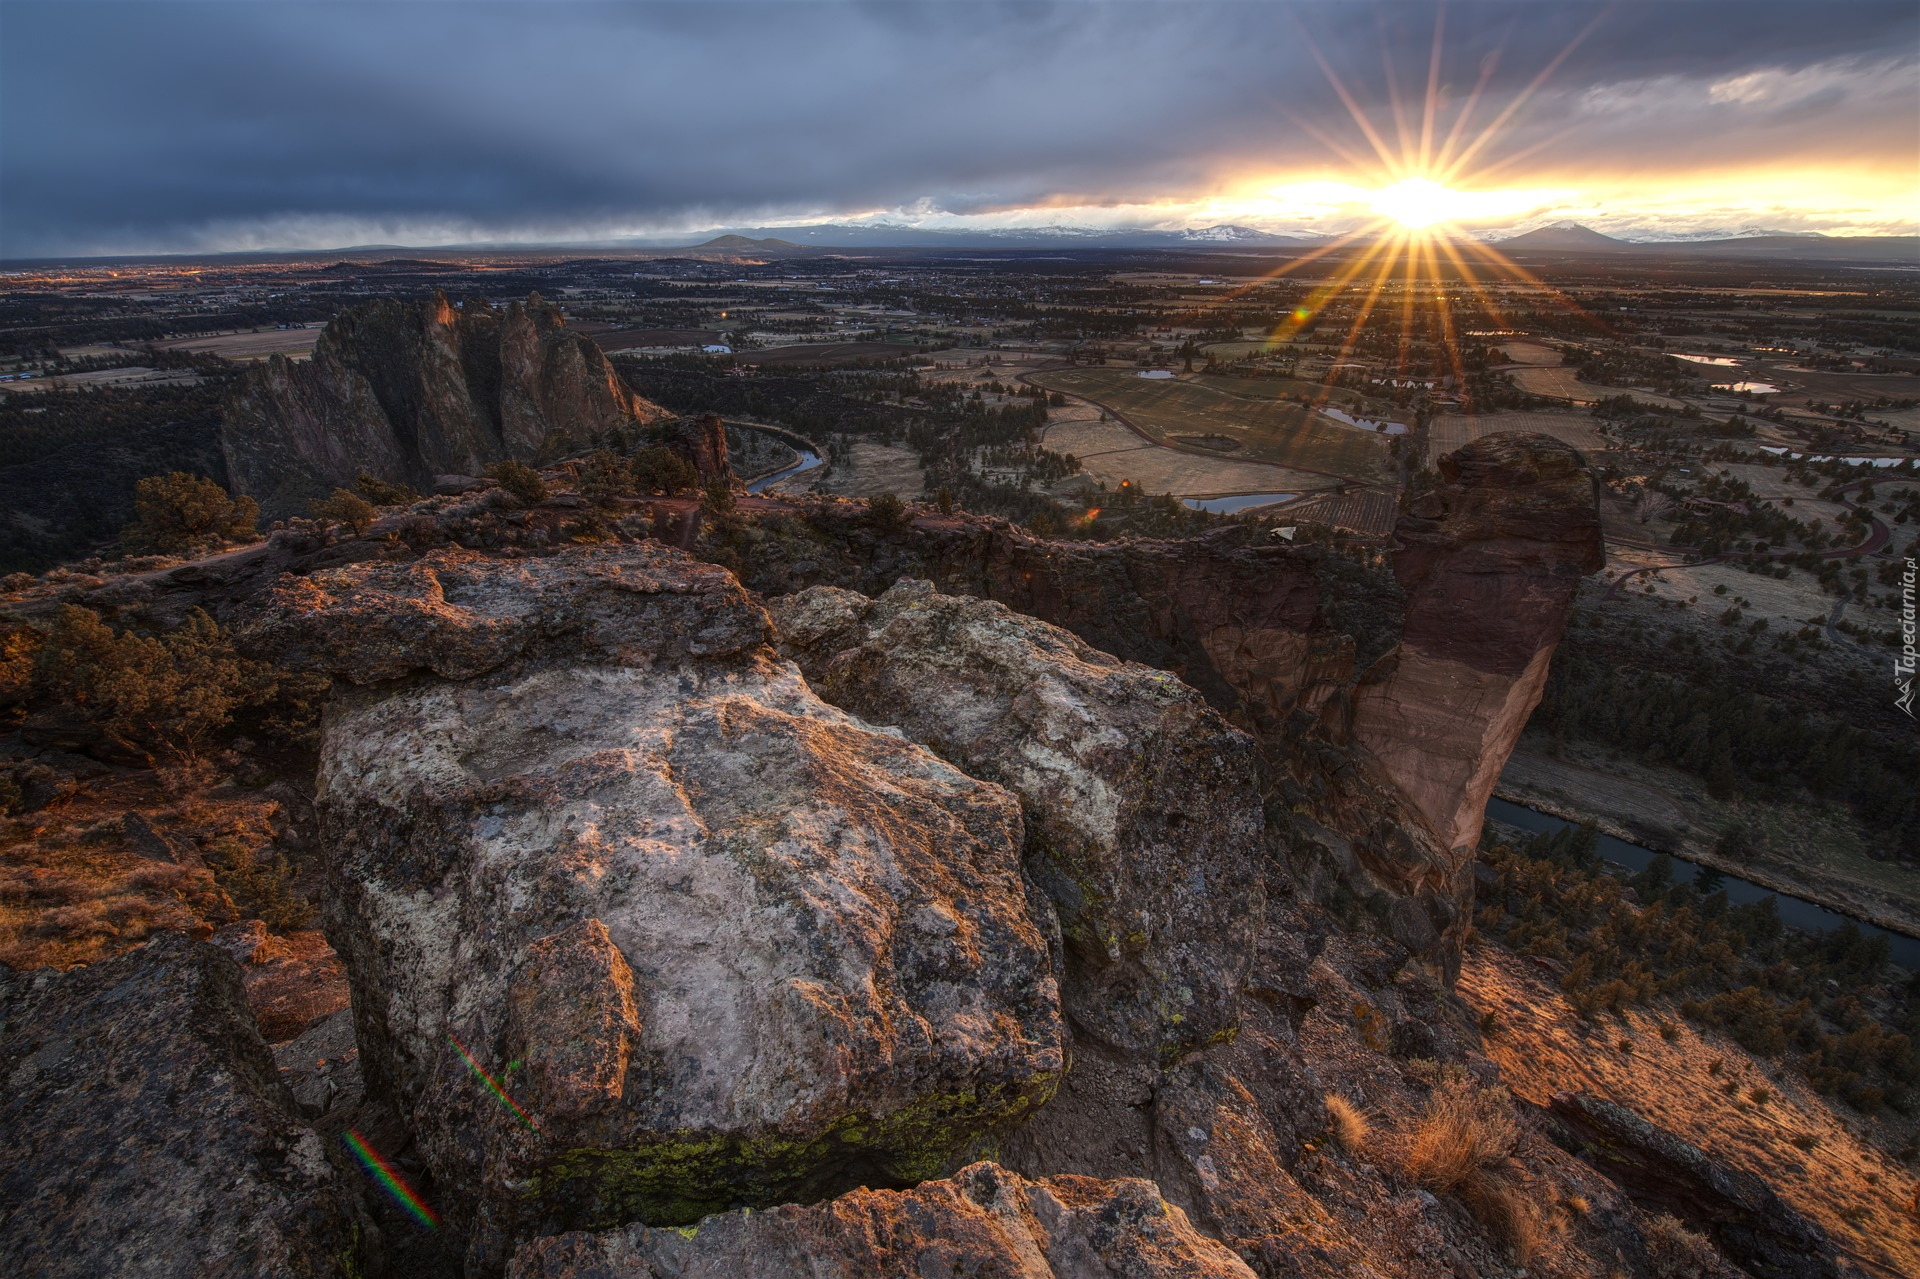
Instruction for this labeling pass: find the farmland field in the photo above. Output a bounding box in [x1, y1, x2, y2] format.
[1026, 367, 1395, 483]
[150, 328, 321, 361]
[1507, 365, 1601, 403]
[1426, 410, 1611, 462]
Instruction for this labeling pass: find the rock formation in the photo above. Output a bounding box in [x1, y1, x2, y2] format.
[771, 578, 1267, 1064]
[1349, 433, 1604, 856]
[222, 293, 670, 516]
[0, 934, 367, 1277]
[1548, 1092, 1839, 1279]
[699, 433, 1599, 974]
[507, 1160, 1257, 1279]
[245, 545, 1065, 1271]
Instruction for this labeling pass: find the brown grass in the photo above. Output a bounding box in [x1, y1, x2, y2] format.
[1323, 1093, 1371, 1156]
[1642, 1213, 1724, 1279]
[1458, 947, 1920, 1276]
[1400, 1081, 1548, 1261]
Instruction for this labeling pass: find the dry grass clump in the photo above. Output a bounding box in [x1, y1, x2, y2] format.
[1323, 1093, 1372, 1156]
[1642, 1213, 1723, 1278]
[1400, 1081, 1549, 1261]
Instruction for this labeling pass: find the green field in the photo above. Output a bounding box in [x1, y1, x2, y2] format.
[1028, 368, 1395, 483]
[1201, 339, 1291, 359]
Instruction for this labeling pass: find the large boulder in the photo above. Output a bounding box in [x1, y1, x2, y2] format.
[252, 545, 1065, 1267]
[772, 579, 1267, 1063]
[1547, 1091, 1838, 1279]
[507, 1160, 1257, 1279]
[0, 933, 367, 1278]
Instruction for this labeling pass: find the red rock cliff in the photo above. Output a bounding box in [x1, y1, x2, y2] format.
[1349, 432, 1603, 857]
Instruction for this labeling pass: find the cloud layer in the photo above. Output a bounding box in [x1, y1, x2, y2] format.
[2, 1, 1914, 255]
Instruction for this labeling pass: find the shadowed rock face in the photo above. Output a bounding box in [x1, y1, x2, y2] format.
[506, 1160, 1257, 1279]
[772, 578, 1267, 1065]
[222, 293, 669, 516]
[1548, 1092, 1838, 1279]
[0, 934, 367, 1278]
[1350, 432, 1604, 857]
[249, 544, 1065, 1272]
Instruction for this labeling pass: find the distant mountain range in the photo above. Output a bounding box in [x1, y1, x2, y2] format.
[661, 221, 1913, 262]
[1486, 221, 1916, 261]
[677, 224, 1323, 250]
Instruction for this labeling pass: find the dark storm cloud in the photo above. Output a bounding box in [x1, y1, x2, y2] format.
[1, 1, 1912, 254]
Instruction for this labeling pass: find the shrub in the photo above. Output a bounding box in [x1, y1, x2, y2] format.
[486, 460, 549, 505]
[204, 837, 313, 932]
[0, 622, 39, 707]
[1642, 1213, 1724, 1279]
[702, 478, 737, 518]
[630, 446, 698, 495]
[866, 491, 908, 529]
[579, 449, 636, 502]
[354, 471, 416, 505]
[124, 472, 258, 553]
[35, 605, 266, 759]
[310, 488, 375, 536]
[1323, 1093, 1371, 1156]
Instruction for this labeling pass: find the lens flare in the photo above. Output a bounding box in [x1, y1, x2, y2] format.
[344, 1130, 438, 1229]
[448, 1032, 538, 1131]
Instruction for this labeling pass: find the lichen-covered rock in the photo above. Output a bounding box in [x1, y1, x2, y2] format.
[0, 933, 367, 1278]
[772, 579, 1266, 1063]
[507, 1160, 1257, 1279]
[298, 545, 1063, 1267]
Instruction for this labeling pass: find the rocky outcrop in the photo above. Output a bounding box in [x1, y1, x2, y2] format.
[222, 293, 670, 516]
[771, 578, 1267, 1064]
[1349, 433, 1603, 855]
[249, 544, 1064, 1270]
[0, 933, 366, 1277]
[713, 459, 1596, 977]
[506, 1160, 1257, 1279]
[674, 413, 732, 489]
[208, 920, 351, 1043]
[1547, 1092, 1838, 1279]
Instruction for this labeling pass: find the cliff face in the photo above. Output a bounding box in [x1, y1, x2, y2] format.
[222, 293, 669, 516]
[1349, 433, 1604, 857]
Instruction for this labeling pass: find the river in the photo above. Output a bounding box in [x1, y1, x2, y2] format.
[1486, 798, 1919, 969]
[745, 447, 823, 493]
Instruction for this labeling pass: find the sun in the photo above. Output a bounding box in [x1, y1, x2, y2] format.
[1365, 176, 1575, 231]
[1369, 177, 1470, 230]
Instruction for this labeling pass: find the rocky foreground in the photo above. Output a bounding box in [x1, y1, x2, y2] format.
[0, 432, 1864, 1278]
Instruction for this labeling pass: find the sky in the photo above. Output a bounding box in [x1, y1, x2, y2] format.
[2, 0, 1915, 257]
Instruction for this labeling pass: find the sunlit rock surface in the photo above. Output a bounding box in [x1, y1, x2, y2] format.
[773, 578, 1266, 1063]
[1351, 432, 1604, 857]
[506, 1160, 1257, 1279]
[253, 543, 1064, 1268]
